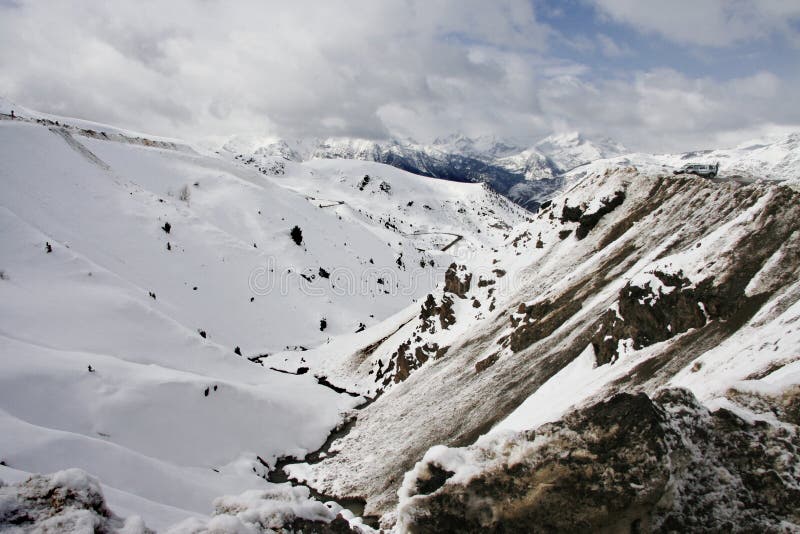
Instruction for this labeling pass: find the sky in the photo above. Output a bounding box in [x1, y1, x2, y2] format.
[0, 0, 798, 152]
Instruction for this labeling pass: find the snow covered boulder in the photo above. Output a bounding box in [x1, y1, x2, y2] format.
[0, 469, 151, 533]
[165, 484, 364, 533]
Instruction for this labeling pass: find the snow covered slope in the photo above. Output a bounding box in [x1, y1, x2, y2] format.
[287, 166, 800, 526]
[0, 110, 524, 530]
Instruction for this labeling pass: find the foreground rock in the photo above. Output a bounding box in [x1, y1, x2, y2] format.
[0, 469, 152, 533]
[397, 388, 800, 533]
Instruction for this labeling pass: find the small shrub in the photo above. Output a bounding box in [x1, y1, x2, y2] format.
[290, 225, 303, 246]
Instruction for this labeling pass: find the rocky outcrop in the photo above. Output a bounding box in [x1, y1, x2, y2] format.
[419, 293, 457, 332]
[398, 388, 800, 533]
[443, 263, 471, 298]
[591, 271, 712, 365]
[561, 190, 626, 240]
[507, 297, 582, 353]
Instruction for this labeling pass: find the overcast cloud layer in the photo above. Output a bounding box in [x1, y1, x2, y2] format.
[1, 0, 798, 151]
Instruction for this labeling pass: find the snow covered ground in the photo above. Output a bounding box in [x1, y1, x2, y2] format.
[566, 131, 800, 184]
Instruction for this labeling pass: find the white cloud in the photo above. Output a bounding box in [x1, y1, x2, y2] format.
[589, 0, 800, 47]
[539, 68, 800, 151]
[0, 0, 797, 152]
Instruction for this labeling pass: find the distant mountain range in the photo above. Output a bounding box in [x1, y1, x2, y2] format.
[222, 132, 628, 210]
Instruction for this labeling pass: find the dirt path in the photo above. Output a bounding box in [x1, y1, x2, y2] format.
[405, 231, 464, 252]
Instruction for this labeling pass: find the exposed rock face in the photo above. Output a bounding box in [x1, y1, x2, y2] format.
[591, 271, 712, 365]
[508, 296, 582, 353]
[419, 293, 456, 332]
[398, 389, 800, 533]
[561, 190, 626, 240]
[443, 263, 471, 298]
[373, 293, 456, 387]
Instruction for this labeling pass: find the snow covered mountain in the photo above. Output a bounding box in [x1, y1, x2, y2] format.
[0, 103, 527, 531]
[533, 131, 627, 172]
[2, 100, 800, 533]
[223, 132, 628, 210]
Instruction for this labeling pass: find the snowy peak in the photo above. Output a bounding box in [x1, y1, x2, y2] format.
[431, 134, 522, 159]
[312, 137, 388, 161]
[534, 131, 628, 171]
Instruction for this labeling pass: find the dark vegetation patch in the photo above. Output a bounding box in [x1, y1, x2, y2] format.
[290, 225, 303, 246]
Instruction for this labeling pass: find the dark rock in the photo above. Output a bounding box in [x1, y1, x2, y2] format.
[287, 513, 357, 533]
[575, 191, 626, 240]
[560, 202, 584, 223]
[590, 269, 753, 365]
[474, 352, 500, 373]
[444, 263, 471, 298]
[419, 294, 456, 332]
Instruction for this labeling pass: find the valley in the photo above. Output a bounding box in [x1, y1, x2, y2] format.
[1, 104, 799, 533]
